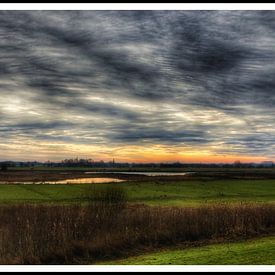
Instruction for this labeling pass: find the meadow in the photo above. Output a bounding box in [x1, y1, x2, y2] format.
[0, 179, 274, 207]
[0, 168, 274, 265]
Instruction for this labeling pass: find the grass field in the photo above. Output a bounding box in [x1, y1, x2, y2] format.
[103, 236, 275, 265]
[0, 179, 274, 206]
[0, 171, 274, 264]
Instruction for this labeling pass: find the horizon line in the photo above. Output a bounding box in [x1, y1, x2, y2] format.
[1, 159, 274, 165]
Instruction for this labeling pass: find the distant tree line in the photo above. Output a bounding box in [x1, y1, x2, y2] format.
[0, 159, 274, 169]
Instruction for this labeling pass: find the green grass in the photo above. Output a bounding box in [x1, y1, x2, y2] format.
[0, 184, 84, 203]
[124, 179, 275, 206]
[103, 236, 275, 265]
[0, 179, 274, 206]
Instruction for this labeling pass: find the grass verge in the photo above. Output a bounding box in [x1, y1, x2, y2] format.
[103, 236, 275, 265]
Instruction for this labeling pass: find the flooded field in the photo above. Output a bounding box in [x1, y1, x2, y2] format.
[84, 172, 192, 176]
[0, 178, 125, 185]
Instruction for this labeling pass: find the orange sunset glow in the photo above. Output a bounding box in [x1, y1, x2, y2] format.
[1, 10, 275, 164]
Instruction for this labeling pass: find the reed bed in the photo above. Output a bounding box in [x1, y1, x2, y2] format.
[0, 187, 274, 264]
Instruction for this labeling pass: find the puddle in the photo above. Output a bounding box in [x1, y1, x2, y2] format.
[84, 172, 192, 176]
[0, 178, 125, 185]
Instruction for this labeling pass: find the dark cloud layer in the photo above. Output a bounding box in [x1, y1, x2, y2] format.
[1, 11, 275, 160]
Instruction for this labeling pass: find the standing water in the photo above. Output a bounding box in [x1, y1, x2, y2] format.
[84, 172, 192, 176]
[0, 178, 125, 185]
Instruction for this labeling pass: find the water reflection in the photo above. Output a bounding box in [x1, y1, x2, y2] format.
[0, 178, 125, 185]
[84, 172, 191, 176]
[53, 178, 125, 184]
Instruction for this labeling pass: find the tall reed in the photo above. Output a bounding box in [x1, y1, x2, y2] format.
[0, 188, 273, 264]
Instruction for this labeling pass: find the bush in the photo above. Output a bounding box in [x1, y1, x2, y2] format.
[0, 163, 8, 172]
[83, 185, 128, 209]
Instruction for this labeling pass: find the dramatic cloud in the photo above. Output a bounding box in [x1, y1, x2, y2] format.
[0, 10, 275, 162]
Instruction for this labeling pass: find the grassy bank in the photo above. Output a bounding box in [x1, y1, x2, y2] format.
[104, 236, 275, 265]
[0, 179, 274, 206]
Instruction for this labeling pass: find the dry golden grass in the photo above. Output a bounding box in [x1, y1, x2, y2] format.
[0, 187, 274, 264]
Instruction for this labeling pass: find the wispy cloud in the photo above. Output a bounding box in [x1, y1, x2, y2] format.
[0, 11, 275, 161]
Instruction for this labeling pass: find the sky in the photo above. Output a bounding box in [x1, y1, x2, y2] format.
[0, 10, 275, 163]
